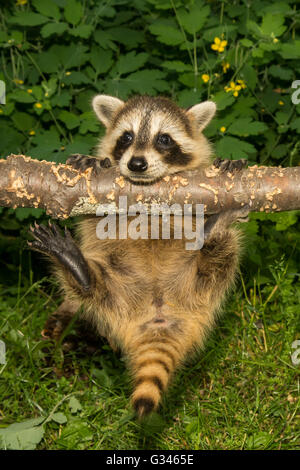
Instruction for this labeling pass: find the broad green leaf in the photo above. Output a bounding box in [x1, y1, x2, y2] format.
[268, 65, 294, 81]
[51, 412, 67, 424]
[51, 91, 72, 108]
[79, 112, 100, 134]
[228, 118, 268, 136]
[64, 0, 83, 26]
[115, 52, 149, 76]
[94, 30, 116, 50]
[41, 22, 68, 38]
[290, 118, 300, 133]
[105, 27, 144, 48]
[216, 136, 256, 159]
[279, 41, 300, 59]
[69, 25, 93, 39]
[213, 91, 235, 111]
[149, 23, 183, 46]
[162, 61, 193, 72]
[12, 90, 35, 104]
[177, 1, 210, 35]
[32, 0, 60, 20]
[240, 64, 257, 90]
[12, 112, 36, 132]
[90, 47, 113, 75]
[69, 397, 82, 414]
[58, 110, 81, 130]
[62, 71, 90, 85]
[261, 13, 286, 37]
[0, 418, 45, 450]
[8, 12, 48, 26]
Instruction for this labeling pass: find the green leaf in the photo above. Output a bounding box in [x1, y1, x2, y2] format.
[115, 52, 149, 76]
[12, 112, 36, 132]
[12, 90, 36, 104]
[162, 60, 193, 72]
[32, 0, 61, 20]
[149, 22, 183, 46]
[261, 13, 286, 37]
[216, 136, 256, 159]
[79, 112, 100, 134]
[90, 47, 113, 75]
[69, 25, 93, 39]
[228, 118, 268, 136]
[177, 1, 210, 35]
[51, 412, 67, 424]
[105, 27, 144, 48]
[41, 22, 68, 38]
[58, 110, 81, 130]
[0, 418, 45, 450]
[213, 91, 235, 111]
[268, 65, 294, 81]
[8, 12, 49, 26]
[279, 41, 300, 59]
[64, 0, 83, 26]
[69, 397, 82, 414]
[15, 208, 44, 221]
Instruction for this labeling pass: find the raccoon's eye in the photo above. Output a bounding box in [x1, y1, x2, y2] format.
[156, 133, 173, 148]
[120, 131, 134, 145]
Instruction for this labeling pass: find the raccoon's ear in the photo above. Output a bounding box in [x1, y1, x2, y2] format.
[186, 101, 216, 132]
[92, 95, 124, 127]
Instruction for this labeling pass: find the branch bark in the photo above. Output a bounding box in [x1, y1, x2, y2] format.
[0, 154, 299, 218]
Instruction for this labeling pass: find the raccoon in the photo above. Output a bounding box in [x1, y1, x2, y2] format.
[29, 95, 248, 417]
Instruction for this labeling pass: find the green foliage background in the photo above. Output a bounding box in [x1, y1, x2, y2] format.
[0, 0, 300, 282]
[0, 0, 299, 450]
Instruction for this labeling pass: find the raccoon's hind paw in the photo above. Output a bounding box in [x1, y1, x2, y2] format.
[204, 206, 250, 240]
[66, 154, 111, 173]
[28, 222, 91, 291]
[213, 157, 247, 173]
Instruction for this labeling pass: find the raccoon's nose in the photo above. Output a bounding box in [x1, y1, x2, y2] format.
[127, 156, 148, 172]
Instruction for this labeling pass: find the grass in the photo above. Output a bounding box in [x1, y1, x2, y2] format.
[0, 253, 299, 450]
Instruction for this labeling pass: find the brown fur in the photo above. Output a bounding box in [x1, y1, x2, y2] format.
[46, 95, 244, 418]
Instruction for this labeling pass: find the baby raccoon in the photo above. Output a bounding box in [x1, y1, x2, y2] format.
[29, 95, 248, 417]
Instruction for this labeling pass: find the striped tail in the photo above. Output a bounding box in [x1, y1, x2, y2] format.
[130, 336, 183, 418]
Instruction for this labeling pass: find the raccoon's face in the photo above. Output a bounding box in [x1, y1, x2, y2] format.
[92, 95, 216, 184]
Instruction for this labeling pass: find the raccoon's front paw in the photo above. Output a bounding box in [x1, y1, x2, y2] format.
[213, 157, 247, 173]
[66, 154, 111, 173]
[28, 222, 91, 291]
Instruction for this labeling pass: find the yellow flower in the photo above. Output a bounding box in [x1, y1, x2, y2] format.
[220, 126, 226, 133]
[34, 102, 42, 109]
[65, 71, 71, 76]
[14, 79, 24, 85]
[211, 37, 227, 53]
[222, 61, 230, 73]
[16, 0, 27, 5]
[27, 89, 33, 93]
[237, 79, 247, 89]
[29, 130, 35, 136]
[0, 109, 3, 114]
[202, 74, 210, 83]
[273, 38, 279, 44]
[278, 100, 284, 106]
[224, 80, 245, 97]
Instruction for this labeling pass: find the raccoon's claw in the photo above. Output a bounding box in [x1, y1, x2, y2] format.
[28, 222, 91, 291]
[213, 157, 247, 173]
[66, 154, 111, 173]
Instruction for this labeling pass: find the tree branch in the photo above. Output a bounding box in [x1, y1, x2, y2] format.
[0, 154, 299, 218]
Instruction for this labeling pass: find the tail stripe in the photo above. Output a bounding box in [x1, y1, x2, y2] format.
[136, 375, 164, 392]
[138, 359, 170, 374]
[136, 346, 177, 367]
